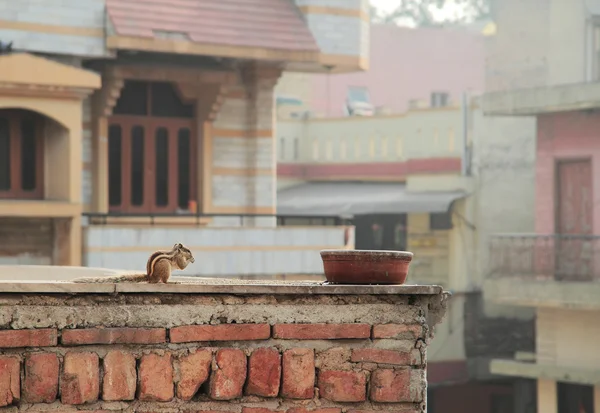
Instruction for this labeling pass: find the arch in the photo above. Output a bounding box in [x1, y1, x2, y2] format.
[0, 98, 77, 132]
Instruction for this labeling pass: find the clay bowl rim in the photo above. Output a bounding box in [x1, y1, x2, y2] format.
[320, 249, 414, 260]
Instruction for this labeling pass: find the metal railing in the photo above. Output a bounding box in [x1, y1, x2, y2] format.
[489, 234, 600, 282]
[82, 212, 345, 227]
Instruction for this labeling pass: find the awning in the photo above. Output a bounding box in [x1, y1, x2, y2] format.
[277, 182, 468, 217]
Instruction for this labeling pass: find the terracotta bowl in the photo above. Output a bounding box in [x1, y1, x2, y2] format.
[320, 250, 413, 285]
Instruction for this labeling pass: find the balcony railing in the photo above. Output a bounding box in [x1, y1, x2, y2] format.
[489, 234, 600, 282]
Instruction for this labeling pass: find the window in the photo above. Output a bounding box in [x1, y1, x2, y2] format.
[591, 21, 600, 81]
[0, 110, 44, 199]
[448, 128, 455, 152]
[325, 139, 333, 160]
[312, 138, 319, 160]
[293, 137, 299, 160]
[340, 140, 347, 160]
[431, 92, 449, 108]
[347, 86, 370, 103]
[279, 137, 286, 160]
[396, 136, 403, 159]
[430, 212, 453, 230]
[368, 137, 375, 159]
[108, 81, 196, 213]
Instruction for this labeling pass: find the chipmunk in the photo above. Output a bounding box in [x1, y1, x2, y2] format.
[72, 243, 195, 284]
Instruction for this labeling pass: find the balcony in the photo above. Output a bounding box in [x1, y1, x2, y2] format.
[484, 234, 600, 309]
[82, 212, 353, 279]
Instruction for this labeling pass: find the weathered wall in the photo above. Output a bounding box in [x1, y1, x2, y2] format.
[536, 111, 600, 235]
[293, 0, 369, 68]
[277, 108, 463, 164]
[0, 0, 107, 57]
[83, 226, 353, 276]
[486, 0, 589, 92]
[0, 282, 448, 412]
[536, 307, 600, 368]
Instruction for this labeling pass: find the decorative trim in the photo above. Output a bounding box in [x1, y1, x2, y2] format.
[0, 19, 103, 37]
[106, 35, 321, 64]
[212, 128, 273, 138]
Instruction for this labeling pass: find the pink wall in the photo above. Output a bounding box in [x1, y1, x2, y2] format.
[309, 24, 485, 116]
[536, 112, 600, 235]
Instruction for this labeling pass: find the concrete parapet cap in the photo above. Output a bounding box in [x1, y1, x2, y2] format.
[0, 277, 444, 295]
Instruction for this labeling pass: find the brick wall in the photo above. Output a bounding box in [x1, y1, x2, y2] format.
[0, 281, 448, 412]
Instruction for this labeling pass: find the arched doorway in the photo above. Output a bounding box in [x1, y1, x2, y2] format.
[0, 108, 71, 265]
[108, 80, 197, 214]
[0, 109, 44, 200]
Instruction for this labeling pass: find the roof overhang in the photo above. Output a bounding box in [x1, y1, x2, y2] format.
[490, 359, 600, 385]
[277, 182, 468, 217]
[105, 0, 322, 66]
[482, 81, 600, 116]
[0, 53, 101, 98]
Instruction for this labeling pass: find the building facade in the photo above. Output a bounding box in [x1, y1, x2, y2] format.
[483, 0, 600, 412]
[275, 95, 538, 412]
[0, 0, 369, 276]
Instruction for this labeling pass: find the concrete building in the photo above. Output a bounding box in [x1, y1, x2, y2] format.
[482, 0, 600, 412]
[276, 23, 486, 118]
[274, 95, 538, 411]
[0, 0, 370, 276]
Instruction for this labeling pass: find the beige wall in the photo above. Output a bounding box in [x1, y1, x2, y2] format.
[277, 107, 464, 164]
[486, 0, 591, 91]
[536, 308, 600, 369]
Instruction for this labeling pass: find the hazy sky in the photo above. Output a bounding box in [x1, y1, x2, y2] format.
[370, 0, 462, 19]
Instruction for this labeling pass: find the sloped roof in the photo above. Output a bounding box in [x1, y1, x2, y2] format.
[106, 0, 320, 53]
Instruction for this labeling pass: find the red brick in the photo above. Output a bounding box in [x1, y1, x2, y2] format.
[0, 329, 57, 348]
[243, 409, 282, 413]
[102, 351, 136, 401]
[170, 324, 270, 343]
[370, 369, 412, 402]
[0, 357, 19, 406]
[288, 409, 341, 413]
[372, 324, 423, 339]
[176, 349, 212, 400]
[273, 324, 370, 340]
[318, 370, 366, 402]
[23, 353, 59, 403]
[62, 328, 166, 345]
[209, 349, 247, 400]
[61, 352, 100, 405]
[348, 411, 419, 413]
[138, 353, 174, 401]
[245, 347, 281, 397]
[281, 348, 314, 399]
[351, 349, 420, 365]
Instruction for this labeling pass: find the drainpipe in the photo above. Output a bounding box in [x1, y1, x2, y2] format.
[461, 91, 469, 176]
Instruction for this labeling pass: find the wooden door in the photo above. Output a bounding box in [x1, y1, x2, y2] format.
[555, 159, 593, 280]
[108, 117, 195, 214]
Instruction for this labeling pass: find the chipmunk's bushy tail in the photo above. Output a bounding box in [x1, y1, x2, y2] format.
[71, 273, 148, 283]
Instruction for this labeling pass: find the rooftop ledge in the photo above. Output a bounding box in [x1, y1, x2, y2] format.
[0, 277, 444, 295]
[481, 81, 600, 116]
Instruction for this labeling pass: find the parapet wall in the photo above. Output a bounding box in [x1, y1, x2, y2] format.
[0, 279, 448, 413]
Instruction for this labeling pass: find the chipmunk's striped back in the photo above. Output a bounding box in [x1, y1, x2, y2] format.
[146, 246, 178, 276]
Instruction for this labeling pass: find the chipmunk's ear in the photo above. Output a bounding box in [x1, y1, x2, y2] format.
[177, 243, 183, 249]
